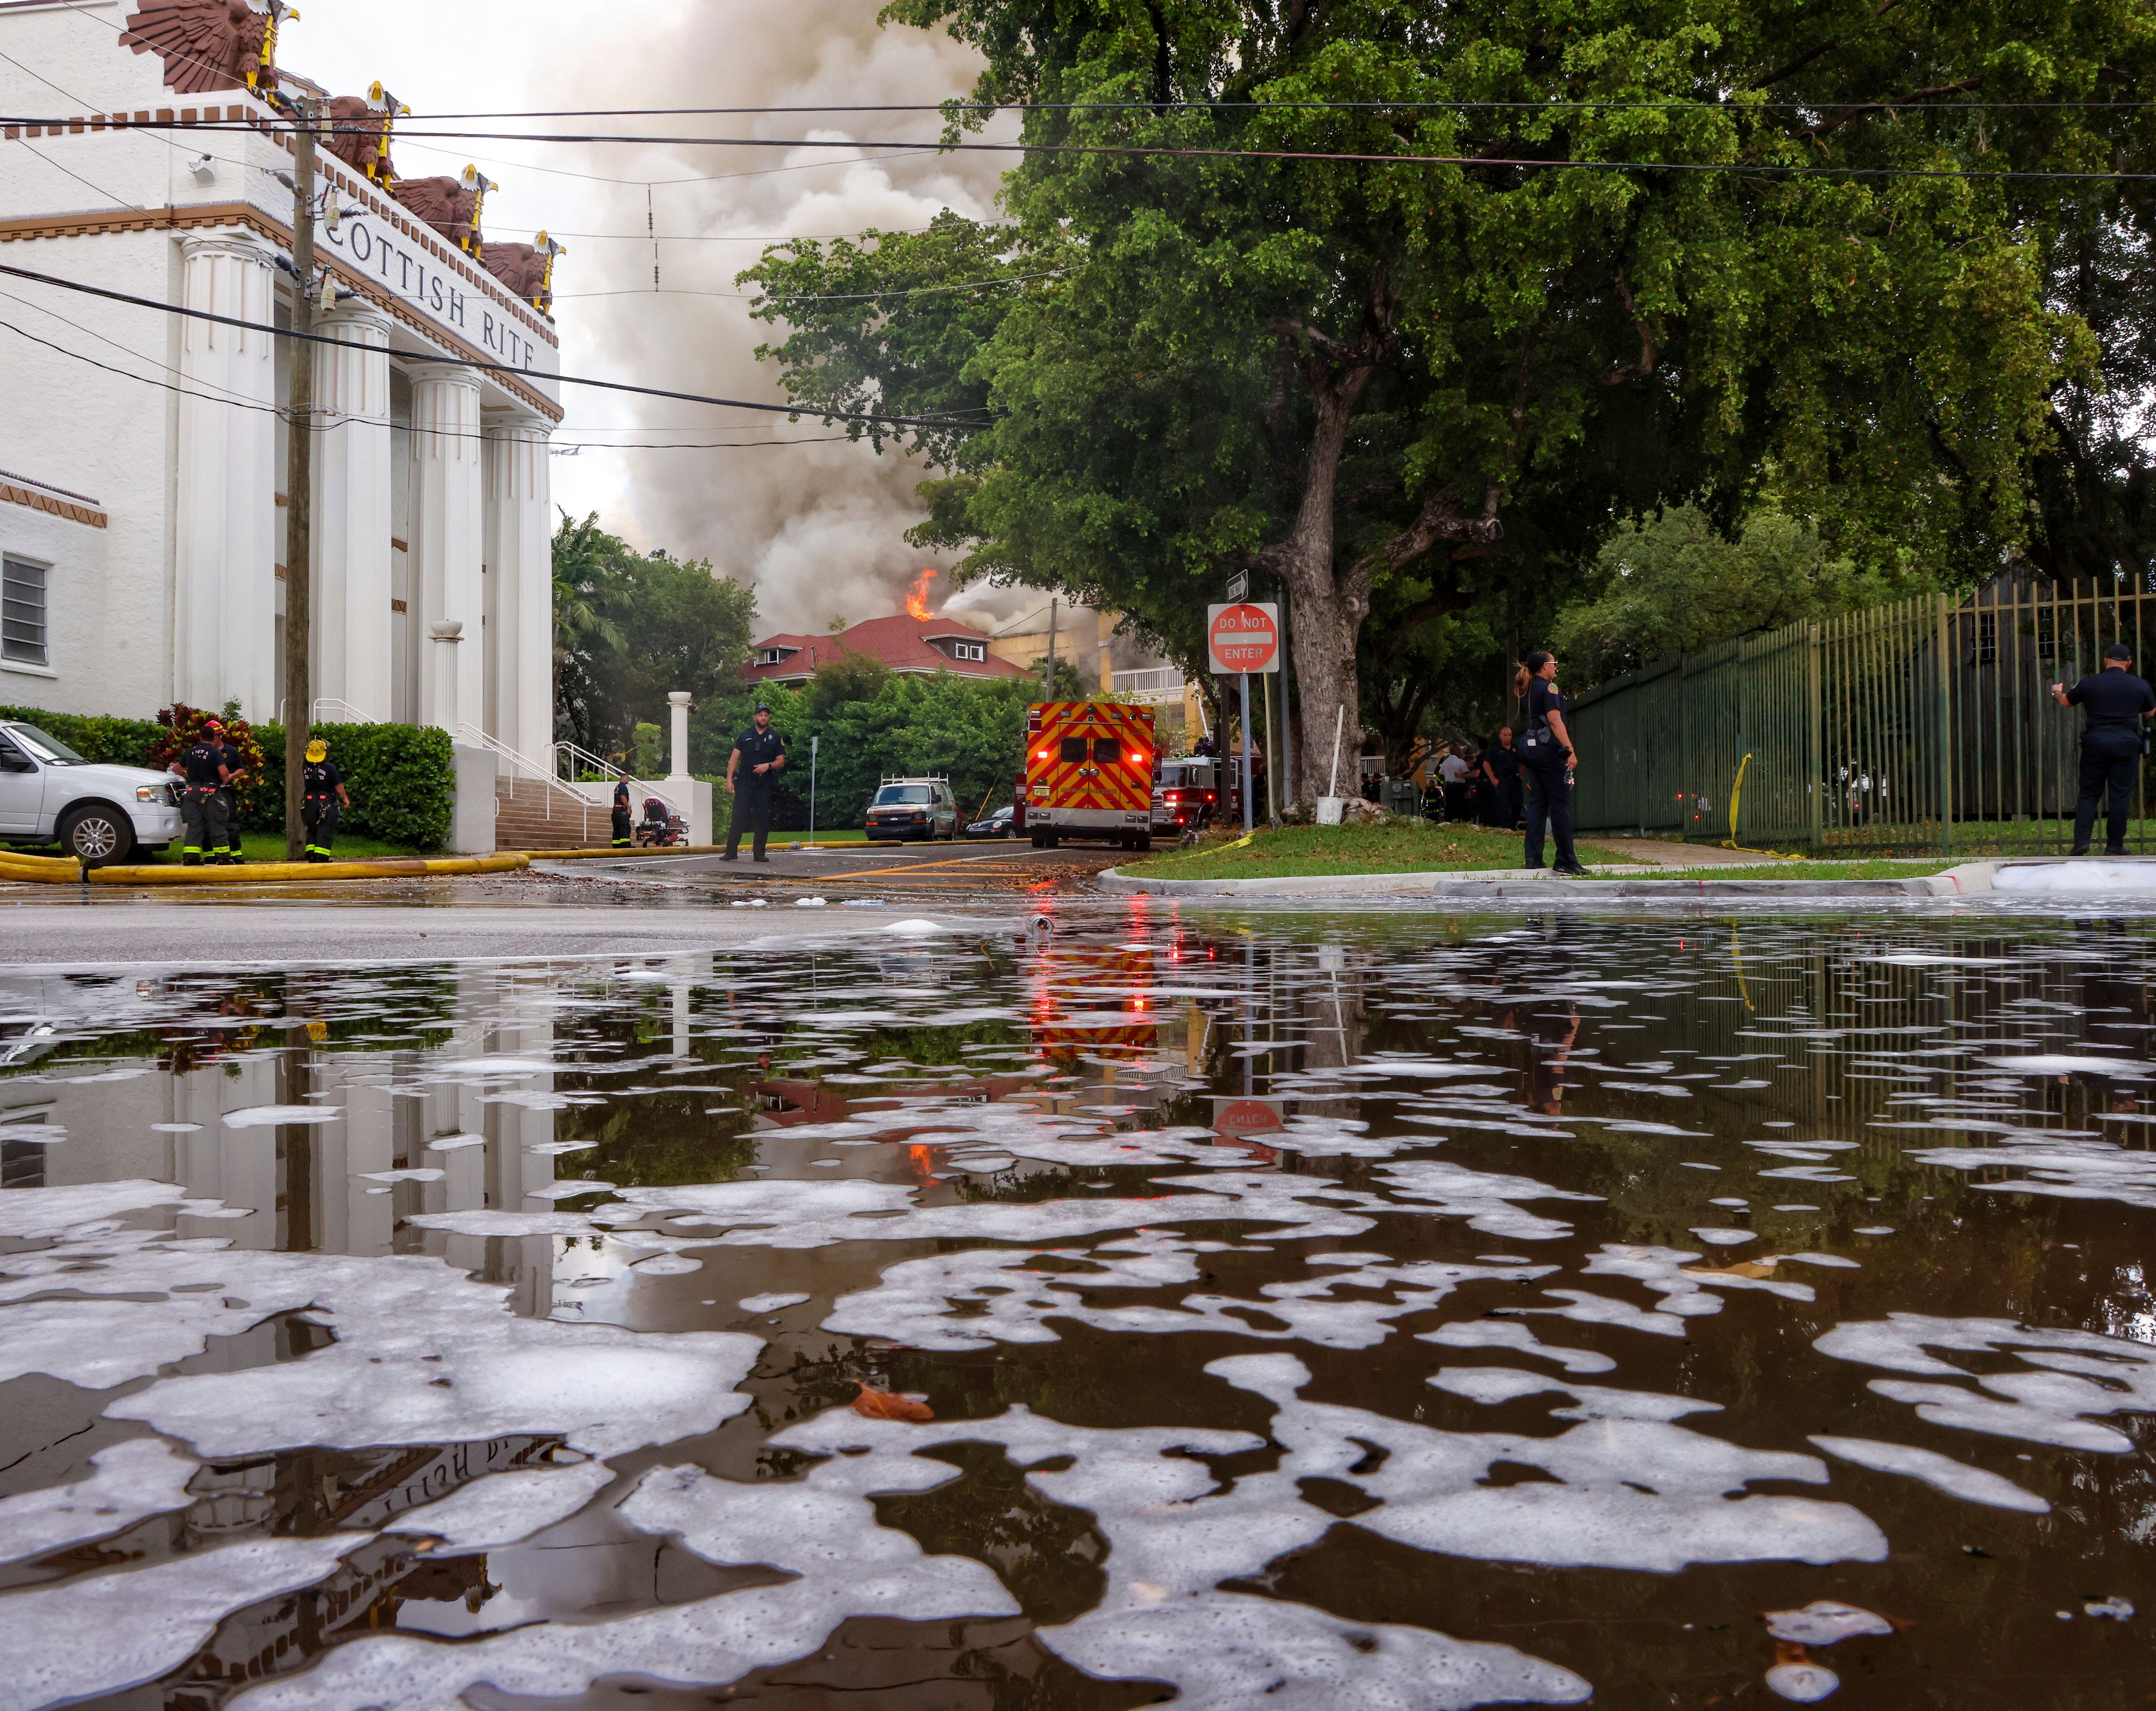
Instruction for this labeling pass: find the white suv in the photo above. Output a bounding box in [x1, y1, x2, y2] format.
[0, 721, 184, 866]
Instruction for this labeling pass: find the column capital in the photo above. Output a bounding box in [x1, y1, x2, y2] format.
[178, 225, 278, 267]
[483, 411, 555, 445]
[316, 300, 394, 344]
[409, 362, 483, 395]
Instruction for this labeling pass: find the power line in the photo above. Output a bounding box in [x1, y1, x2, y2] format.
[319, 99, 2156, 116]
[0, 260, 995, 431]
[21, 118, 2156, 183]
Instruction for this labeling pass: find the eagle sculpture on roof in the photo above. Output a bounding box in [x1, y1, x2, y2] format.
[481, 232, 565, 315]
[120, 0, 293, 98]
[392, 164, 492, 253]
[325, 82, 406, 185]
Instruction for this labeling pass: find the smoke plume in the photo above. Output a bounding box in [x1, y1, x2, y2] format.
[533, 0, 1021, 639]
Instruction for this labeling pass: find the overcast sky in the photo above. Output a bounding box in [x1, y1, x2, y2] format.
[280, 0, 1023, 637]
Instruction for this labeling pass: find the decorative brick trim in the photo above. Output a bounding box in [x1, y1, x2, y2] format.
[0, 481, 107, 528]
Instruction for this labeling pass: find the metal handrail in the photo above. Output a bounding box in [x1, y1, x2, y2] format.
[454, 724, 594, 822]
[552, 740, 683, 817]
[273, 696, 374, 724]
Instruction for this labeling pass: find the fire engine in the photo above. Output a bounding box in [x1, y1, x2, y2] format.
[1024, 701, 1157, 850]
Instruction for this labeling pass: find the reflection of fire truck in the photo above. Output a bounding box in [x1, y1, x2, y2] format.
[1025, 701, 1157, 850]
[1029, 941, 1159, 1064]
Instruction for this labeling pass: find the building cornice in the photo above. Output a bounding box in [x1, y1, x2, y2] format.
[2, 98, 558, 350]
[0, 474, 107, 528]
[0, 200, 564, 423]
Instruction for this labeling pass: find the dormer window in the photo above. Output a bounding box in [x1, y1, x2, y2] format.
[758, 647, 792, 667]
[953, 642, 985, 662]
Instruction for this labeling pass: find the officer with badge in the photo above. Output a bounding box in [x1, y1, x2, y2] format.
[301, 738, 350, 862]
[721, 703, 787, 863]
[167, 722, 231, 866]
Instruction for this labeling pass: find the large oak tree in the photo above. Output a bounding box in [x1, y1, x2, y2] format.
[746, 0, 2144, 802]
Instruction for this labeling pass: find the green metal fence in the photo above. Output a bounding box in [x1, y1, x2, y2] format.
[1568, 580, 2155, 854]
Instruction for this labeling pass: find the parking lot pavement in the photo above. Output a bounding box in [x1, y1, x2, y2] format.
[544, 838, 1128, 894]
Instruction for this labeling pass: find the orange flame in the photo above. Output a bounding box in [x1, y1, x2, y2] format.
[905, 567, 939, 621]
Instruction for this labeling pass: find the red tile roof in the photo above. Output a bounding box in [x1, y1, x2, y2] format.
[745, 613, 1031, 683]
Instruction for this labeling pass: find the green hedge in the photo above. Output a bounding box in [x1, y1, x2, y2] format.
[244, 723, 455, 848]
[0, 704, 454, 850]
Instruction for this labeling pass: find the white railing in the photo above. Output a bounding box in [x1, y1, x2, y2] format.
[552, 739, 683, 819]
[1111, 667, 1188, 702]
[273, 696, 376, 724]
[455, 725, 597, 827]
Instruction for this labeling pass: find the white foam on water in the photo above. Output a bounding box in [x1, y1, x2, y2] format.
[1373, 1160, 1602, 1242]
[1765, 1661, 1840, 1701]
[825, 1237, 1550, 1353]
[432, 1056, 556, 1075]
[630, 1253, 703, 1275]
[1207, 1354, 1885, 1575]
[1764, 1599, 1894, 1645]
[0, 1437, 198, 1566]
[773, 1395, 1589, 1710]
[1417, 1320, 1616, 1375]
[384, 1460, 617, 1549]
[0, 1536, 357, 1711]
[0, 1179, 218, 1238]
[232, 1443, 1016, 1710]
[1813, 1315, 2156, 1452]
[1975, 1054, 2152, 1079]
[356, 1168, 442, 1184]
[882, 918, 946, 936]
[148, 1122, 202, 1133]
[1903, 1138, 2156, 1210]
[1689, 1228, 1757, 1246]
[1808, 1436, 2048, 1512]
[102, 1250, 762, 1460]
[737, 1292, 809, 1312]
[221, 1105, 343, 1128]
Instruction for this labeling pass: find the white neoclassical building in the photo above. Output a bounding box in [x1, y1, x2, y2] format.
[0, 1, 558, 768]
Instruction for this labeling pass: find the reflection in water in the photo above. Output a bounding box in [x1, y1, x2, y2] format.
[0, 909, 2153, 1707]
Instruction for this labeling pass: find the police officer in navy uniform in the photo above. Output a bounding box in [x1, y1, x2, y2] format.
[216, 724, 247, 863]
[2053, 642, 2156, 856]
[1515, 651, 1584, 875]
[167, 723, 231, 866]
[301, 738, 350, 862]
[611, 776, 633, 848]
[721, 703, 787, 863]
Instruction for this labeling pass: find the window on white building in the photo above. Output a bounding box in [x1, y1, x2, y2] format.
[953, 642, 985, 662]
[1, 557, 48, 667]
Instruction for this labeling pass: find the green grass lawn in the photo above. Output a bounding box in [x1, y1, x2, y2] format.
[139, 831, 437, 866]
[1121, 821, 1623, 880]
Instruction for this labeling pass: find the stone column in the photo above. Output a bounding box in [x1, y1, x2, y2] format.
[407, 365, 484, 733]
[173, 230, 278, 718]
[310, 303, 394, 721]
[482, 415, 554, 766]
[669, 690, 691, 776]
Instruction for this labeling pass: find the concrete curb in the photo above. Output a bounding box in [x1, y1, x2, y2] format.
[1099, 859, 2008, 901]
[76, 853, 531, 886]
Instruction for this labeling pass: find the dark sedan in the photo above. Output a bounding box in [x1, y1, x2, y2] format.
[966, 804, 1016, 839]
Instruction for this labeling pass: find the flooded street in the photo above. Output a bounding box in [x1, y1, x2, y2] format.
[2, 902, 2153, 1709]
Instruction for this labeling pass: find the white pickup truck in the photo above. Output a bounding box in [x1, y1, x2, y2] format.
[0, 720, 184, 865]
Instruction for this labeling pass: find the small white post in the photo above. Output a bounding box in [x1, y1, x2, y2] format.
[1328, 703, 1346, 797]
[809, 735, 820, 846]
[428, 620, 463, 734]
[668, 690, 691, 777]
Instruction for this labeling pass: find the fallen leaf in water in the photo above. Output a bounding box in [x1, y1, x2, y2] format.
[1687, 1260, 1779, 1280]
[852, 1382, 934, 1423]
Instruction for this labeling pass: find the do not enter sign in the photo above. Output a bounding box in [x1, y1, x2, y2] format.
[1207, 602, 1280, 675]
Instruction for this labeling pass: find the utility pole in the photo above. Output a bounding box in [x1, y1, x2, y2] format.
[282, 98, 318, 861]
[1044, 598, 1058, 695]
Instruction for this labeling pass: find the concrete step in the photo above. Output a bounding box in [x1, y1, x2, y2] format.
[493, 780, 607, 851]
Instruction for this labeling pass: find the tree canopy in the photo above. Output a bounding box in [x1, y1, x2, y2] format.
[744, 0, 2153, 797]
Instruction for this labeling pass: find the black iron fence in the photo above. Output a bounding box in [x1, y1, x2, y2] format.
[1567, 580, 2154, 854]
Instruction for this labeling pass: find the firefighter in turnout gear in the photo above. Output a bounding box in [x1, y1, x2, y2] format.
[611, 776, 633, 848]
[301, 739, 350, 861]
[167, 725, 231, 865]
[217, 726, 247, 863]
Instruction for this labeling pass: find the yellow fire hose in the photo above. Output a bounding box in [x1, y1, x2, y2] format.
[1718, 753, 1804, 861]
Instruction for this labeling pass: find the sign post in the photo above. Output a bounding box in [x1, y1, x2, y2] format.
[808, 735, 820, 847]
[1206, 603, 1279, 835]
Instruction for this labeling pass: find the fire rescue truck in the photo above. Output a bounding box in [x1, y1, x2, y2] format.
[1024, 701, 1157, 850]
